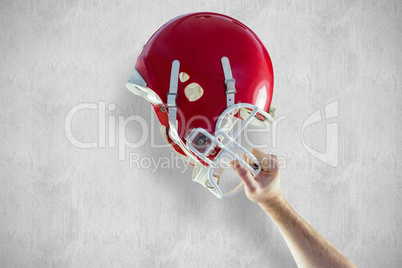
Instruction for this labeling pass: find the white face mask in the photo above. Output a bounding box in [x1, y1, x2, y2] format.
[126, 60, 275, 199]
[186, 103, 274, 199]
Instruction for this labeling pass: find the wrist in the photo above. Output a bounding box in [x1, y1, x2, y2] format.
[257, 192, 286, 214]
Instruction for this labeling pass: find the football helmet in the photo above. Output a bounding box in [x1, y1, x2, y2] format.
[125, 12, 275, 199]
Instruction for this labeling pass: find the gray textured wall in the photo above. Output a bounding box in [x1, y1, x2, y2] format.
[1, 0, 401, 267]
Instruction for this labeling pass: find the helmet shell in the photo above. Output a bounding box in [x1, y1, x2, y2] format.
[135, 12, 274, 156]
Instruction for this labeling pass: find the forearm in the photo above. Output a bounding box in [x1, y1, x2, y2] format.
[231, 149, 356, 267]
[259, 195, 356, 268]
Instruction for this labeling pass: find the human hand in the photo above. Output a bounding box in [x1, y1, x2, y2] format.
[231, 148, 282, 204]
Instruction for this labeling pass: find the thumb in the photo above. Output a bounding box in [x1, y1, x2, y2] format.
[231, 160, 256, 190]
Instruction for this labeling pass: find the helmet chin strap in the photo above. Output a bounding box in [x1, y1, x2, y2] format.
[166, 57, 236, 135]
[221, 57, 236, 109]
[166, 60, 180, 139]
[166, 57, 238, 159]
[166, 60, 199, 163]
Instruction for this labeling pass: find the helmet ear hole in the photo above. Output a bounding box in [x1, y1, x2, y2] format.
[184, 82, 204, 102]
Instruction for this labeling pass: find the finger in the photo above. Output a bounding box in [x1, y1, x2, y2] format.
[265, 154, 279, 170]
[250, 148, 279, 171]
[230, 160, 256, 190]
[250, 148, 268, 162]
[242, 153, 259, 171]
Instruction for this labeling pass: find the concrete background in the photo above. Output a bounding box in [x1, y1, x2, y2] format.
[1, 0, 401, 267]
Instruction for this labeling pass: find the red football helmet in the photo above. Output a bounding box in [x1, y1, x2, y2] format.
[126, 12, 275, 198]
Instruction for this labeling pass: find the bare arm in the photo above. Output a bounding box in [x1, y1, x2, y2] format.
[231, 149, 356, 268]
